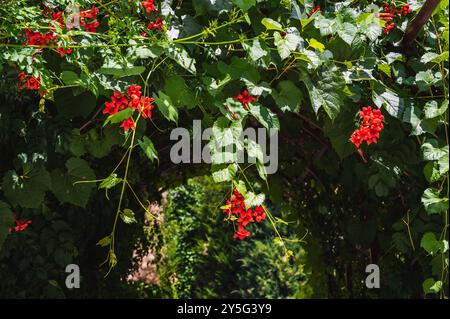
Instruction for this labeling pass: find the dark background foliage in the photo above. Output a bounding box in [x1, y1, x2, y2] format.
[0, 0, 448, 298]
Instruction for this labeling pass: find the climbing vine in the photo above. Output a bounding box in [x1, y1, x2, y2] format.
[0, 0, 448, 297]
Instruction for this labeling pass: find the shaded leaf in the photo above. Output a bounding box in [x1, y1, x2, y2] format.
[421, 188, 448, 215]
[138, 136, 159, 163]
[120, 209, 137, 224]
[249, 103, 280, 131]
[153, 91, 178, 124]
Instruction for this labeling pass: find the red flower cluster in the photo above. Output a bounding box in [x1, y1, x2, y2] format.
[103, 92, 128, 115]
[47, 10, 74, 57]
[140, 1, 165, 33]
[147, 17, 164, 31]
[56, 47, 73, 57]
[9, 215, 32, 234]
[78, 7, 100, 33]
[233, 90, 257, 108]
[103, 85, 155, 132]
[18, 71, 41, 91]
[24, 29, 57, 46]
[401, 4, 412, 15]
[51, 11, 64, 27]
[24, 7, 87, 58]
[142, 0, 156, 13]
[120, 118, 135, 132]
[141, 0, 166, 38]
[48, 6, 99, 32]
[349, 106, 385, 159]
[380, 4, 412, 34]
[46, 7, 98, 55]
[221, 189, 266, 240]
[307, 5, 321, 18]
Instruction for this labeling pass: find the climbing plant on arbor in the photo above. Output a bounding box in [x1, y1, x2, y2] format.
[0, 0, 448, 298]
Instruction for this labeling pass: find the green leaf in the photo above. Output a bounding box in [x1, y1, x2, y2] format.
[164, 44, 196, 74]
[69, 131, 87, 157]
[415, 71, 435, 92]
[241, 79, 272, 96]
[99, 174, 122, 190]
[61, 71, 79, 85]
[249, 103, 280, 131]
[403, 105, 437, 136]
[431, 51, 449, 63]
[377, 63, 391, 78]
[245, 138, 264, 163]
[301, 69, 345, 119]
[232, 0, 256, 11]
[438, 147, 449, 175]
[203, 75, 231, 96]
[358, 14, 382, 41]
[108, 249, 117, 268]
[212, 116, 242, 148]
[2, 166, 51, 209]
[271, 80, 303, 113]
[210, 117, 243, 165]
[211, 163, 238, 183]
[220, 98, 248, 121]
[420, 52, 439, 63]
[256, 161, 267, 181]
[443, 240, 449, 253]
[153, 91, 178, 124]
[97, 235, 111, 247]
[274, 31, 301, 60]
[233, 180, 247, 195]
[384, 52, 404, 64]
[244, 191, 265, 208]
[134, 46, 162, 59]
[83, 125, 123, 159]
[104, 108, 133, 126]
[420, 232, 441, 254]
[421, 51, 449, 64]
[242, 39, 268, 61]
[51, 158, 96, 208]
[99, 66, 145, 77]
[308, 38, 325, 52]
[337, 22, 357, 45]
[164, 75, 197, 109]
[421, 188, 449, 215]
[138, 136, 159, 163]
[218, 56, 260, 83]
[372, 82, 405, 119]
[120, 208, 137, 224]
[424, 100, 448, 119]
[421, 140, 447, 161]
[0, 201, 13, 249]
[300, 51, 322, 68]
[423, 278, 443, 294]
[314, 16, 336, 36]
[423, 161, 443, 183]
[261, 18, 284, 32]
[300, 16, 314, 29]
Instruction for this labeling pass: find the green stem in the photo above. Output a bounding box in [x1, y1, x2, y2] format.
[105, 116, 140, 276]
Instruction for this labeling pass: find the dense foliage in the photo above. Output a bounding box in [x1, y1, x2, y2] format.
[146, 177, 313, 298]
[0, 0, 448, 298]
